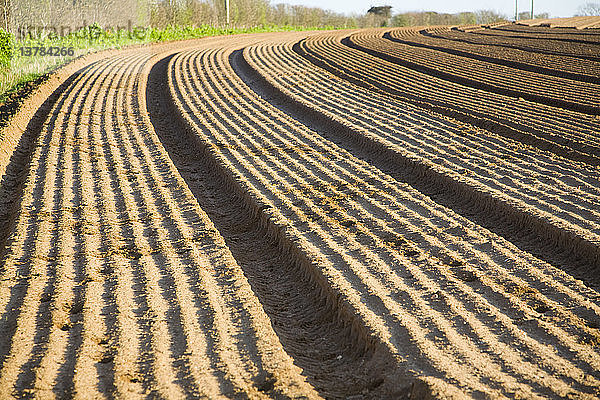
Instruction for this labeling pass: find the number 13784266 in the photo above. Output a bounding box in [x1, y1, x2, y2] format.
[19, 47, 75, 57]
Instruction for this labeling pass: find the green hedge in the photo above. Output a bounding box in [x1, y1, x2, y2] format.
[0, 29, 14, 68]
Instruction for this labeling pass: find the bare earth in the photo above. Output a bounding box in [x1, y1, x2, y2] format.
[1, 17, 600, 399]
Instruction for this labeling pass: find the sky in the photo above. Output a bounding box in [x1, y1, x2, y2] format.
[273, 0, 589, 18]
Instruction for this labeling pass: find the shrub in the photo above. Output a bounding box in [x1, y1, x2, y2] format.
[0, 29, 14, 68]
[577, 3, 600, 16]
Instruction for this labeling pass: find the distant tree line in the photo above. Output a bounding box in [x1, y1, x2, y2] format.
[518, 11, 550, 20]
[149, 0, 371, 28]
[3, 0, 594, 38]
[391, 10, 508, 27]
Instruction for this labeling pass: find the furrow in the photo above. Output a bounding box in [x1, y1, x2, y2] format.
[0, 59, 118, 396]
[242, 40, 600, 304]
[170, 47, 452, 397]
[1, 34, 323, 398]
[245, 43, 600, 394]
[31, 96, 82, 398]
[0, 96, 61, 394]
[70, 81, 116, 399]
[165, 40, 600, 398]
[240, 43, 600, 376]
[242, 35, 600, 371]
[475, 26, 600, 44]
[89, 53, 152, 398]
[105, 37, 320, 399]
[306, 32, 600, 163]
[298, 33, 597, 253]
[241, 40, 600, 377]
[117, 51, 264, 398]
[346, 29, 600, 114]
[3, 28, 600, 400]
[437, 27, 600, 61]
[240, 36, 600, 394]
[151, 52, 405, 399]
[108, 52, 187, 398]
[219, 50, 600, 388]
[385, 27, 600, 83]
[64, 53, 140, 400]
[518, 16, 600, 29]
[495, 23, 600, 38]
[95, 52, 259, 398]
[0, 61, 101, 316]
[247, 37, 600, 284]
[32, 55, 133, 399]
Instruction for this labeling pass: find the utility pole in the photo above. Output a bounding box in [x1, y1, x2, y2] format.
[531, 0, 534, 19]
[515, 0, 518, 21]
[225, 0, 230, 25]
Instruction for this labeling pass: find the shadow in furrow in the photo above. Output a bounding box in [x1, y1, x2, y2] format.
[472, 29, 600, 46]
[87, 100, 121, 398]
[490, 25, 600, 39]
[231, 48, 600, 293]
[14, 91, 69, 393]
[0, 64, 97, 371]
[147, 54, 408, 399]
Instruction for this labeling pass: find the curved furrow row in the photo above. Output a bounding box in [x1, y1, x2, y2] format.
[517, 16, 600, 29]
[0, 58, 114, 387]
[347, 29, 600, 114]
[437, 28, 600, 61]
[2, 26, 600, 399]
[148, 48, 411, 400]
[248, 42, 600, 282]
[290, 32, 600, 254]
[31, 55, 133, 398]
[166, 39, 600, 398]
[245, 35, 600, 329]
[386, 27, 600, 83]
[0, 43, 318, 398]
[244, 36, 600, 354]
[478, 26, 600, 44]
[492, 24, 600, 39]
[253, 39, 600, 224]
[472, 27, 600, 48]
[170, 47, 421, 398]
[298, 31, 600, 164]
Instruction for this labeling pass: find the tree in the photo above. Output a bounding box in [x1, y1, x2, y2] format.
[0, 0, 8, 31]
[576, 2, 600, 15]
[367, 6, 391, 18]
[367, 5, 391, 27]
[518, 11, 532, 20]
[474, 9, 507, 24]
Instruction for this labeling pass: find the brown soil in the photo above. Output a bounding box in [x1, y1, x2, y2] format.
[1, 19, 600, 399]
[0, 74, 49, 131]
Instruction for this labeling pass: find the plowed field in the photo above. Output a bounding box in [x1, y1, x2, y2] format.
[1, 19, 599, 399]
